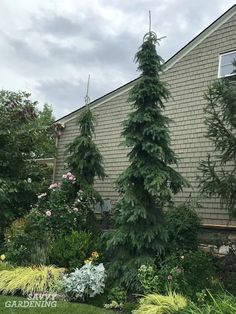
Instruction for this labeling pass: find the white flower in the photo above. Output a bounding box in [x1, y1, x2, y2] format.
[45, 210, 52, 217]
[27, 178, 32, 183]
[38, 193, 47, 199]
[49, 183, 59, 190]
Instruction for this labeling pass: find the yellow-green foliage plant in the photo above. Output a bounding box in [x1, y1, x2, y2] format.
[133, 293, 187, 314]
[0, 265, 65, 295]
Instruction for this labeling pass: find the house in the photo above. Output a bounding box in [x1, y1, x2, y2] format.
[53, 5, 236, 232]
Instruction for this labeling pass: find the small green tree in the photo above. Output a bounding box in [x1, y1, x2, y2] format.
[109, 32, 187, 289]
[66, 107, 106, 202]
[199, 68, 236, 216]
[0, 91, 55, 238]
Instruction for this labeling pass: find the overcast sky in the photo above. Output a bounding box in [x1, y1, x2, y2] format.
[0, 0, 235, 118]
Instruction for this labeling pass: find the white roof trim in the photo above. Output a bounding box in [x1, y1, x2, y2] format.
[57, 5, 236, 125]
[164, 5, 236, 71]
[59, 80, 136, 124]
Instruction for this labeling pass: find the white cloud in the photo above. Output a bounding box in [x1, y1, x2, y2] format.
[0, 0, 235, 118]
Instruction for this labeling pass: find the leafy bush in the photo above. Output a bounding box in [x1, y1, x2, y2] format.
[159, 251, 217, 299]
[28, 175, 99, 237]
[49, 231, 105, 269]
[0, 265, 65, 295]
[0, 91, 55, 239]
[137, 251, 217, 300]
[63, 262, 106, 300]
[138, 264, 160, 294]
[133, 293, 187, 314]
[4, 217, 50, 266]
[5, 172, 102, 266]
[165, 204, 200, 252]
[104, 287, 127, 310]
[212, 244, 236, 294]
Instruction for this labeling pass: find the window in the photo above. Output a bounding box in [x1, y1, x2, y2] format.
[218, 51, 236, 78]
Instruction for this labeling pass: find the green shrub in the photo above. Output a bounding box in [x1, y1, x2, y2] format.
[212, 244, 236, 294]
[133, 293, 187, 314]
[165, 204, 200, 252]
[138, 264, 160, 294]
[4, 217, 50, 266]
[0, 265, 65, 295]
[158, 250, 217, 299]
[137, 251, 217, 300]
[49, 231, 105, 269]
[104, 286, 127, 310]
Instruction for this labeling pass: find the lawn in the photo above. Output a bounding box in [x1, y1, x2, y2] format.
[0, 296, 114, 314]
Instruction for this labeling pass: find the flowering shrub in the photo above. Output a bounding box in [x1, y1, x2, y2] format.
[28, 172, 98, 236]
[62, 262, 106, 300]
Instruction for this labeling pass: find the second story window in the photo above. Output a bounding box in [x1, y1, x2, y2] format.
[218, 51, 236, 78]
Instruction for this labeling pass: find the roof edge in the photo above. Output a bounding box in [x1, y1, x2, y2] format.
[56, 4, 236, 124]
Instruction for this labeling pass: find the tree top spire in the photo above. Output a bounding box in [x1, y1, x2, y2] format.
[84, 74, 90, 107]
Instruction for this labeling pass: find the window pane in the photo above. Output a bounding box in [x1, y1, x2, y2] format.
[220, 64, 235, 77]
[221, 52, 236, 66]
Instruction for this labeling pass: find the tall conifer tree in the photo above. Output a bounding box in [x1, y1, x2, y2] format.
[66, 93, 105, 202]
[109, 32, 187, 288]
[199, 63, 236, 216]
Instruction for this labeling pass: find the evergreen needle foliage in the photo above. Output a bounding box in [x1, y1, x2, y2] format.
[109, 33, 187, 289]
[198, 67, 236, 216]
[66, 107, 105, 200]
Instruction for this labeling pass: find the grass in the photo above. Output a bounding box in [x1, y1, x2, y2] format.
[0, 295, 114, 314]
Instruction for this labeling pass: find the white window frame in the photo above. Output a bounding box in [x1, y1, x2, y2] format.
[218, 50, 236, 78]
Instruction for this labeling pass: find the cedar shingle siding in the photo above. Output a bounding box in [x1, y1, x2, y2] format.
[54, 8, 236, 226]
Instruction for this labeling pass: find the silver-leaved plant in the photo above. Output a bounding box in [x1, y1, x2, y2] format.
[63, 262, 106, 300]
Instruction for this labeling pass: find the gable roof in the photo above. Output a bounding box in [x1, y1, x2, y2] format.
[56, 4, 236, 124]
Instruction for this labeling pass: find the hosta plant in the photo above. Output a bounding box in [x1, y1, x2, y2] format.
[63, 262, 106, 300]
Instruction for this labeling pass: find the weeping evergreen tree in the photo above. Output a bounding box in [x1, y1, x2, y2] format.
[109, 32, 187, 289]
[66, 106, 106, 201]
[199, 61, 236, 216]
